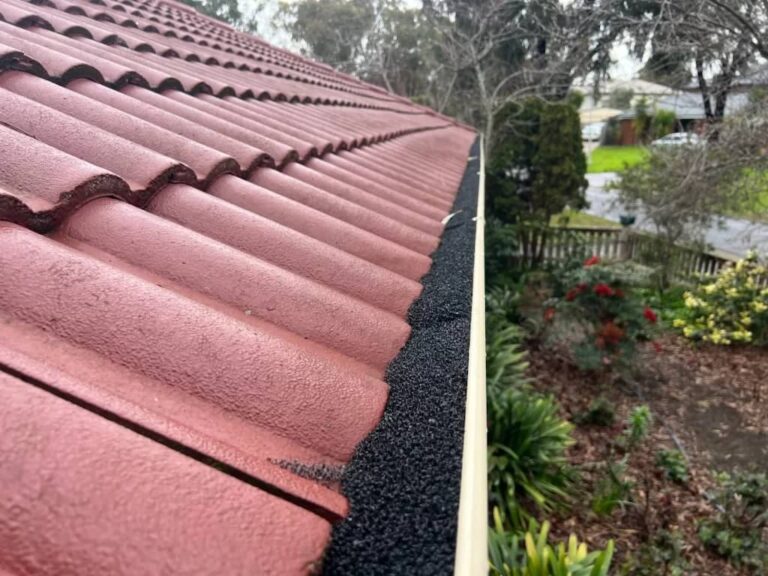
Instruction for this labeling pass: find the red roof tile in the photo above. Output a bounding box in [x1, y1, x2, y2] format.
[0, 0, 475, 570]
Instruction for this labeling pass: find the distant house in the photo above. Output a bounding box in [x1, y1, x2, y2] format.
[614, 91, 750, 145]
[573, 79, 678, 142]
[573, 78, 676, 111]
[575, 77, 751, 145]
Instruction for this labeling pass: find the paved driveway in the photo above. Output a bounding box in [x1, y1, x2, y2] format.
[585, 173, 768, 258]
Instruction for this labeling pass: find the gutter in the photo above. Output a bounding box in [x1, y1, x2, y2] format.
[453, 138, 488, 575]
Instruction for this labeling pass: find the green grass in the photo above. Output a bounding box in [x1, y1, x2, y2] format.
[588, 146, 649, 174]
[551, 210, 620, 229]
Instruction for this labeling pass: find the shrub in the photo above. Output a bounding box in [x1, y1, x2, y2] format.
[673, 252, 768, 345]
[546, 257, 658, 372]
[488, 98, 587, 229]
[574, 397, 616, 427]
[489, 388, 574, 529]
[624, 530, 690, 576]
[656, 449, 689, 484]
[487, 218, 521, 287]
[489, 510, 615, 576]
[698, 471, 768, 571]
[651, 110, 677, 139]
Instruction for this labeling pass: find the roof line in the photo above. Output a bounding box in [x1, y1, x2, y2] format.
[453, 138, 487, 575]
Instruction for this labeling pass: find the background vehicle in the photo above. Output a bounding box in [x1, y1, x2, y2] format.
[581, 121, 606, 142]
[650, 132, 702, 147]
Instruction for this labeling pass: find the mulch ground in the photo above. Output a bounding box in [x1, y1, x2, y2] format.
[526, 333, 768, 575]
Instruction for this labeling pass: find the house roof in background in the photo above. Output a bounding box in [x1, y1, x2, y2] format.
[580, 107, 622, 124]
[0, 0, 475, 571]
[616, 91, 750, 120]
[574, 78, 677, 99]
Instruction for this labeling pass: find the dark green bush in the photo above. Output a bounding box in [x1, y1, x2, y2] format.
[656, 449, 689, 484]
[624, 530, 690, 576]
[574, 397, 616, 427]
[487, 98, 587, 228]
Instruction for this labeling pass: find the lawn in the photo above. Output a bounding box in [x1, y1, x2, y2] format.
[588, 146, 649, 174]
[550, 209, 620, 228]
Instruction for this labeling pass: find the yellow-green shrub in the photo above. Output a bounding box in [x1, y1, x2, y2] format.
[673, 252, 768, 345]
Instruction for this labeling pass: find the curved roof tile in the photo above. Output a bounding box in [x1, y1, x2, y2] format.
[0, 0, 476, 570]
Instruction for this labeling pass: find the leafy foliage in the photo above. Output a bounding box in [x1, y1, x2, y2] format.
[650, 110, 677, 139]
[179, 0, 261, 31]
[489, 387, 575, 530]
[623, 405, 652, 449]
[633, 97, 652, 143]
[699, 471, 768, 571]
[487, 98, 587, 228]
[487, 323, 530, 392]
[489, 510, 615, 576]
[487, 281, 575, 530]
[546, 258, 658, 372]
[673, 252, 768, 345]
[279, 0, 375, 73]
[591, 457, 632, 517]
[573, 397, 616, 427]
[623, 530, 690, 576]
[486, 218, 521, 287]
[592, 405, 652, 516]
[655, 450, 689, 484]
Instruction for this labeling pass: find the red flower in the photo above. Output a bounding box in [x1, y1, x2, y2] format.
[544, 307, 556, 322]
[652, 341, 663, 354]
[584, 256, 601, 267]
[594, 283, 614, 297]
[644, 307, 658, 324]
[598, 320, 624, 346]
[565, 283, 588, 301]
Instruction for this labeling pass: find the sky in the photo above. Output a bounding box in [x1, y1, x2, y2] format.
[249, 0, 643, 81]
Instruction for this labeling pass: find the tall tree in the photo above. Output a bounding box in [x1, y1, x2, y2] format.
[278, 0, 375, 74]
[178, 0, 263, 32]
[425, 0, 620, 152]
[487, 97, 587, 232]
[617, 0, 757, 123]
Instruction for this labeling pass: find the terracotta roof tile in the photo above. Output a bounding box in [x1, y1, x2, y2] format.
[0, 0, 476, 569]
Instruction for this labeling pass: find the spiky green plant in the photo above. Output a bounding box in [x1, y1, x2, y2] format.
[489, 388, 575, 529]
[489, 509, 615, 576]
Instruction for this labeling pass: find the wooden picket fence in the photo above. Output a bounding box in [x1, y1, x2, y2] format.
[512, 225, 751, 284]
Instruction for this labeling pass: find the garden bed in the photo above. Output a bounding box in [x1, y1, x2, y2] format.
[526, 333, 768, 575]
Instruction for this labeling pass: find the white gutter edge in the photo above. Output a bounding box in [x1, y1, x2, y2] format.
[453, 136, 487, 576]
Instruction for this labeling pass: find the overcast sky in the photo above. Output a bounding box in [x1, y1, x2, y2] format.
[250, 0, 643, 81]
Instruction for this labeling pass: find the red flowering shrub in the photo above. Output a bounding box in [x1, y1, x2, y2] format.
[593, 283, 614, 297]
[546, 257, 659, 372]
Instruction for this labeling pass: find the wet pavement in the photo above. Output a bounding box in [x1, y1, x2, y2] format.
[586, 173, 768, 257]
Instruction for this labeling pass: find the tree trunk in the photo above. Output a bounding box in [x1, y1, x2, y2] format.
[695, 55, 714, 121]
